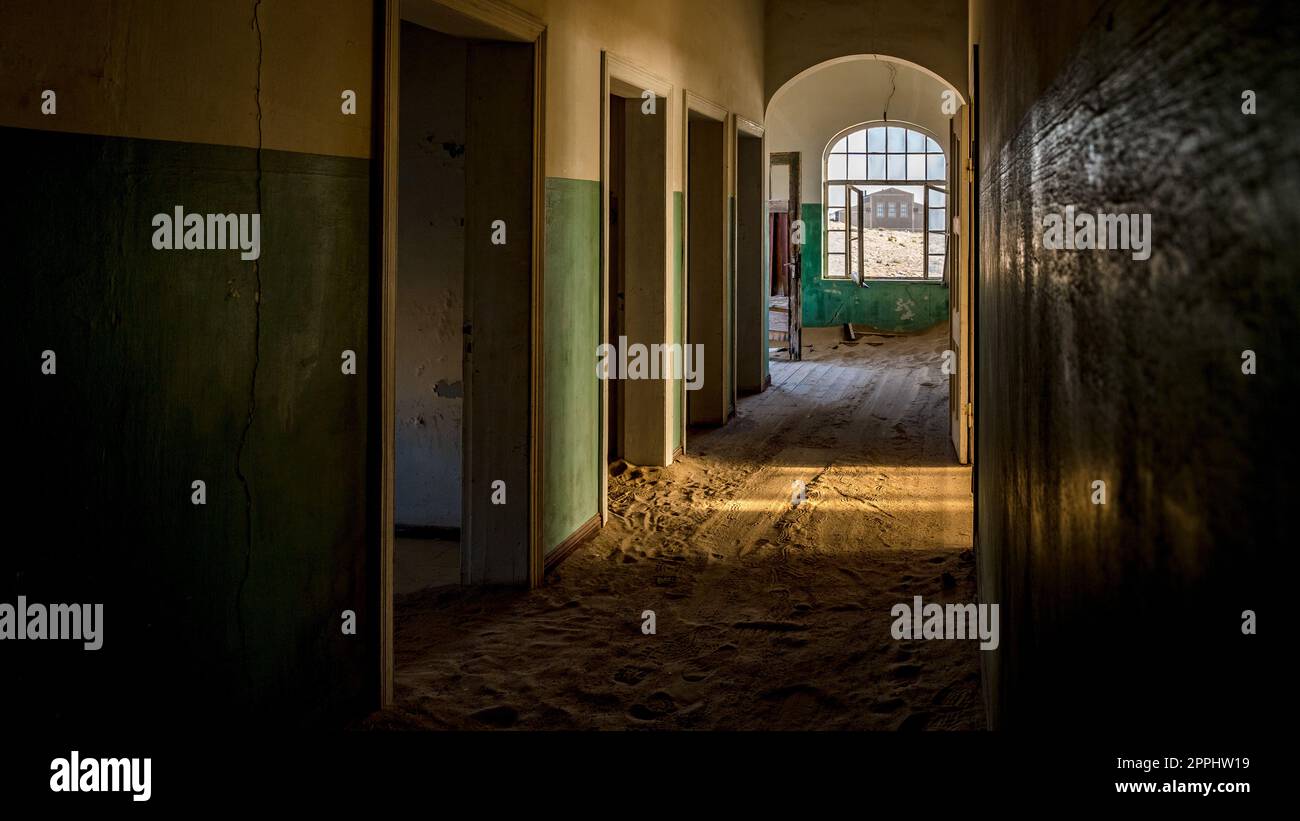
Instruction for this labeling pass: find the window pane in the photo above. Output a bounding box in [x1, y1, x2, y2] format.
[927, 153, 946, 180]
[847, 154, 866, 178]
[928, 208, 945, 231]
[831, 136, 847, 154]
[867, 127, 886, 152]
[907, 154, 925, 180]
[847, 129, 866, 152]
[828, 154, 847, 179]
[927, 255, 945, 277]
[887, 126, 906, 152]
[929, 188, 947, 206]
[887, 155, 905, 179]
[928, 232, 946, 255]
[876, 203, 884, 217]
[868, 154, 886, 178]
[926, 137, 941, 153]
[827, 184, 845, 206]
[828, 230, 845, 253]
[907, 129, 926, 152]
[828, 253, 846, 277]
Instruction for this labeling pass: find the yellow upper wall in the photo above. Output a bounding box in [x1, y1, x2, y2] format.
[765, 0, 967, 107]
[511, 0, 765, 182]
[0, 0, 373, 158]
[3, 0, 765, 176]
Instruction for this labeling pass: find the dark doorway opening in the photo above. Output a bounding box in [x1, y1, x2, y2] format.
[686, 111, 726, 426]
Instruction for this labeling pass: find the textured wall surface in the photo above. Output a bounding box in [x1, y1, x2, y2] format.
[5, 129, 372, 728]
[976, 0, 1296, 729]
[1, 0, 376, 729]
[765, 0, 967, 105]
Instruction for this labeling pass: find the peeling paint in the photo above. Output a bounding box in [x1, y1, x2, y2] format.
[434, 379, 464, 398]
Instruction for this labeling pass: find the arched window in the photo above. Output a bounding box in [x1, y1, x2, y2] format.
[824, 122, 948, 281]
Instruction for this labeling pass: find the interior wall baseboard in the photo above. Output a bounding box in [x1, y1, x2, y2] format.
[395, 524, 462, 541]
[544, 514, 602, 575]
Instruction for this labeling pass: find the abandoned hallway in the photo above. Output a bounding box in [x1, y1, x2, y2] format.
[370, 324, 979, 730]
[5, 0, 1290, 751]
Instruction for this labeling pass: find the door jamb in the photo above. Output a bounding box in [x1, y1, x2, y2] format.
[733, 114, 765, 400]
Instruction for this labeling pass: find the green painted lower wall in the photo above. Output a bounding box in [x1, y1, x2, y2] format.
[7, 126, 372, 729]
[799, 203, 949, 332]
[542, 178, 601, 554]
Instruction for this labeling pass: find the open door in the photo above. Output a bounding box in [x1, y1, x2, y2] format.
[849, 186, 864, 285]
[948, 112, 971, 464]
[768, 152, 802, 361]
[735, 122, 766, 393]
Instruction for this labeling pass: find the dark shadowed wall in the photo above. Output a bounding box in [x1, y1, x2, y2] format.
[1, 0, 375, 729]
[974, 0, 1296, 730]
[395, 22, 465, 530]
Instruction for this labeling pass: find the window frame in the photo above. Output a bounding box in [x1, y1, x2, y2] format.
[823, 120, 948, 283]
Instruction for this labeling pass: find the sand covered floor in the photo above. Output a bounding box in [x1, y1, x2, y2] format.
[365, 324, 982, 730]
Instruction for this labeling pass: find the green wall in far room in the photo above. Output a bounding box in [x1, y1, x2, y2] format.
[799, 203, 948, 332]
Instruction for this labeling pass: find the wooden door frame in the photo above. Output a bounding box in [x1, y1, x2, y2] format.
[950, 107, 973, 465]
[375, 0, 546, 709]
[599, 52, 674, 525]
[768, 150, 802, 361]
[733, 114, 766, 398]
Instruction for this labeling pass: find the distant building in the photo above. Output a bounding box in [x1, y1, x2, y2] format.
[828, 188, 923, 231]
[866, 188, 921, 231]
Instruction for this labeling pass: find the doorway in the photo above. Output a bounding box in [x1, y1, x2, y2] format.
[685, 101, 728, 426]
[768, 151, 801, 361]
[607, 94, 627, 465]
[735, 120, 766, 394]
[377, 0, 544, 706]
[603, 84, 670, 469]
[394, 19, 466, 594]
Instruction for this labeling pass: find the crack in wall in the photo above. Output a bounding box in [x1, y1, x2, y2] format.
[234, 0, 264, 681]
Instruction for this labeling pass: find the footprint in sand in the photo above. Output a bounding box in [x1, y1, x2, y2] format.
[613, 665, 653, 685]
[628, 691, 678, 721]
[889, 662, 923, 681]
[897, 711, 931, 731]
[470, 705, 519, 728]
[732, 620, 808, 632]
